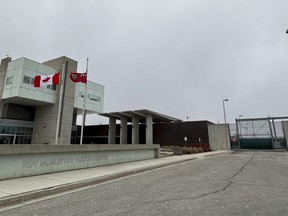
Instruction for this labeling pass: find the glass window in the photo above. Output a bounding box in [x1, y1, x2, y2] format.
[19, 127, 25, 135]
[10, 126, 15, 134]
[23, 76, 31, 84]
[47, 85, 56, 90]
[15, 127, 20, 134]
[6, 126, 11, 134]
[88, 94, 100, 102]
[0, 126, 5, 134]
[6, 77, 13, 84]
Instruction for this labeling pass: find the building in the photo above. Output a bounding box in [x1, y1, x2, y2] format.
[78, 109, 231, 151]
[0, 56, 104, 145]
[0, 56, 231, 150]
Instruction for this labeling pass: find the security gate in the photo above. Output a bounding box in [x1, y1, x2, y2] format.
[232, 116, 288, 150]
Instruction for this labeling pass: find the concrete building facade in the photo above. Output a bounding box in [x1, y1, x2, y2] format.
[0, 56, 231, 150]
[78, 112, 231, 151]
[0, 56, 104, 145]
[99, 109, 183, 146]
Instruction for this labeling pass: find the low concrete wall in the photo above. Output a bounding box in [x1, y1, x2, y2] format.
[208, 124, 231, 150]
[0, 144, 160, 180]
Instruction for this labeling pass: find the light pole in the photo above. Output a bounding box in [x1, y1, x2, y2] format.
[222, 99, 229, 124]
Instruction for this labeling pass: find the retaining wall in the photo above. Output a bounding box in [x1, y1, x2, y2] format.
[0, 144, 160, 180]
[208, 124, 231, 150]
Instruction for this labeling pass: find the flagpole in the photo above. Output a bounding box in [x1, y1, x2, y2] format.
[55, 63, 65, 145]
[80, 58, 89, 145]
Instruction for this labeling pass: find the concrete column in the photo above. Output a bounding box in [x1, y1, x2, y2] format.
[132, 117, 139, 144]
[108, 117, 116, 144]
[120, 117, 127, 144]
[146, 114, 153, 144]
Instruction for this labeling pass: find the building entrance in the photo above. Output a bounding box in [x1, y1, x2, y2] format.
[0, 119, 33, 144]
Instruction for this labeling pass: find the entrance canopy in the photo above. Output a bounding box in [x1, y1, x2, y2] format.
[98, 109, 182, 144]
[99, 109, 182, 123]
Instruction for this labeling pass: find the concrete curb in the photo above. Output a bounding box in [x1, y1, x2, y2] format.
[0, 150, 230, 208]
[202, 150, 233, 157]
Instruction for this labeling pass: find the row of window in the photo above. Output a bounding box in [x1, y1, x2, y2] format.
[0, 136, 32, 144]
[6, 76, 101, 101]
[6, 76, 56, 90]
[23, 75, 56, 90]
[0, 125, 33, 135]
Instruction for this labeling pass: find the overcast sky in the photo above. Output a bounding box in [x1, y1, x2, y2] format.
[1, 0, 288, 125]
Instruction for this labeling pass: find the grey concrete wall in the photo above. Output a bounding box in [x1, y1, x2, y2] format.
[282, 121, 288, 149]
[0, 144, 160, 180]
[208, 123, 231, 150]
[0, 57, 12, 117]
[32, 57, 77, 145]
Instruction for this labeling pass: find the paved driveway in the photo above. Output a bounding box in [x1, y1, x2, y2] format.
[2, 150, 288, 216]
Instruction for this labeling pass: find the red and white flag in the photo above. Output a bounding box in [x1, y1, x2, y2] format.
[69, 72, 87, 83]
[34, 72, 60, 87]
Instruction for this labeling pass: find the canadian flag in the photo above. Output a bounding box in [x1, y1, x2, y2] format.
[34, 72, 60, 87]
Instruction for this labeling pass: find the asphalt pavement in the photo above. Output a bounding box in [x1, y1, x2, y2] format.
[0, 150, 230, 209]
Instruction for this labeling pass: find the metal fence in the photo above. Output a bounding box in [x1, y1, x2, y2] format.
[231, 116, 288, 150]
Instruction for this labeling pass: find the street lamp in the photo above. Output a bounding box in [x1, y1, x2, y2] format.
[222, 99, 229, 124]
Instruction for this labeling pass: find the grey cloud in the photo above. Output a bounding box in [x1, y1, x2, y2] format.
[1, 0, 288, 124]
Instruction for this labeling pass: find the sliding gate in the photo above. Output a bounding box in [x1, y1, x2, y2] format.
[233, 117, 288, 150]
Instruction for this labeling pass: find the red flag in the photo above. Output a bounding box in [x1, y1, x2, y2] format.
[34, 72, 60, 87]
[69, 72, 87, 83]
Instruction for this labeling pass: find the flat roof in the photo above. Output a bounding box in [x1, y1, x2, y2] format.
[99, 109, 182, 123]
